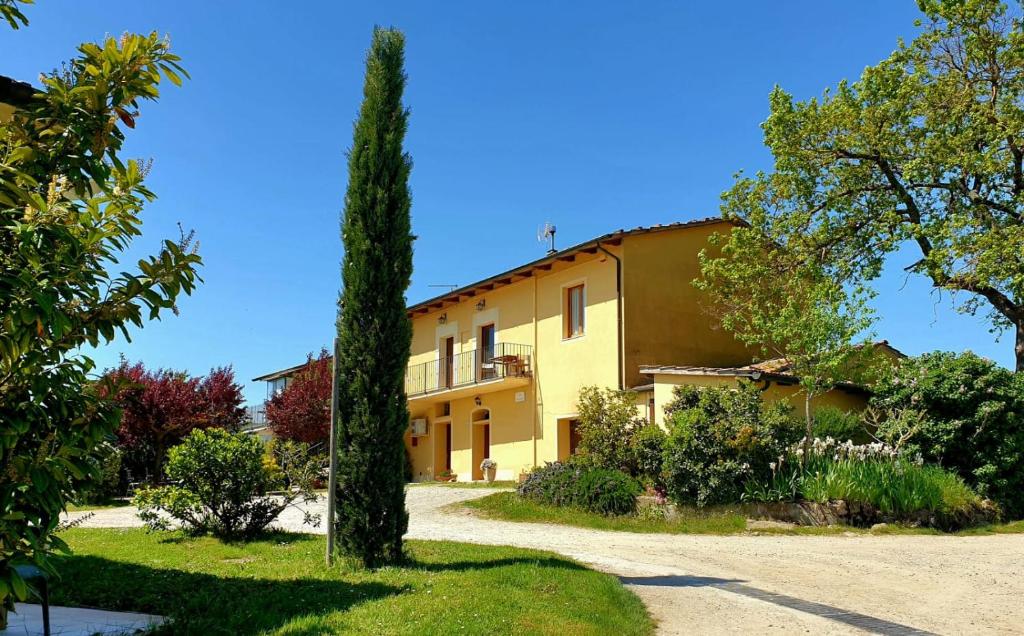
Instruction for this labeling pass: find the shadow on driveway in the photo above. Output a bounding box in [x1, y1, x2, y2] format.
[619, 575, 937, 636]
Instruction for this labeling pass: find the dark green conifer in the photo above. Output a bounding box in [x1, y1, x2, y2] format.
[334, 26, 413, 567]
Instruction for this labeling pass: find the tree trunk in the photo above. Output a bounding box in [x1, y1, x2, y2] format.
[801, 392, 814, 463]
[1016, 321, 1024, 373]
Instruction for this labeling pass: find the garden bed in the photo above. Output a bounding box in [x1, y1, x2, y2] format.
[748, 499, 1000, 531]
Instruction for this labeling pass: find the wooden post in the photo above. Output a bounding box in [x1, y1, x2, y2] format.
[326, 337, 340, 565]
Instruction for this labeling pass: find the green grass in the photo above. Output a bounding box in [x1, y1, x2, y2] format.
[407, 480, 517, 489]
[50, 528, 651, 635]
[462, 492, 746, 534]
[461, 493, 1024, 537]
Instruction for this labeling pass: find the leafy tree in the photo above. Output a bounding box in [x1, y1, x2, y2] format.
[0, 0, 30, 29]
[105, 360, 246, 481]
[575, 386, 645, 473]
[719, 0, 1024, 371]
[697, 229, 875, 455]
[0, 20, 196, 623]
[334, 27, 414, 567]
[265, 349, 332, 445]
[871, 351, 1024, 517]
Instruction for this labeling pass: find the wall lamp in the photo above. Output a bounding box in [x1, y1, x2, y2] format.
[475, 299, 486, 311]
[438, 312, 447, 325]
[474, 396, 482, 406]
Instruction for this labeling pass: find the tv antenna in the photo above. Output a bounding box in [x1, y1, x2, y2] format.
[537, 222, 557, 254]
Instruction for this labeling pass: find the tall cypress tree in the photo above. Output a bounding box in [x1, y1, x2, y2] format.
[334, 27, 413, 567]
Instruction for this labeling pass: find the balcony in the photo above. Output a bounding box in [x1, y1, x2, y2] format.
[405, 342, 532, 401]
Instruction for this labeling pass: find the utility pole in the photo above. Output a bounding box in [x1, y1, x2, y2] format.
[325, 337, 340, 565]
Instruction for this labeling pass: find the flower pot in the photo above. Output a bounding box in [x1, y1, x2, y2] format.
[483, 467, 496, 483]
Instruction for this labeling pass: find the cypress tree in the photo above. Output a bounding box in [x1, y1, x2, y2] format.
[334, 26, 413, 567]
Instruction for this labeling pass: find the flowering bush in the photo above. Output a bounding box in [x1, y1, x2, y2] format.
[662, 384, 799, 507]
[744, 436, 987, 523]
[517, 462, 640, 515]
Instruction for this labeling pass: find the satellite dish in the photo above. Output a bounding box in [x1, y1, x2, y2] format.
[537, 222, 557, 254]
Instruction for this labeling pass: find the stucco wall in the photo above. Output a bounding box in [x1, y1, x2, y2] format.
[621, 223, 754, 389]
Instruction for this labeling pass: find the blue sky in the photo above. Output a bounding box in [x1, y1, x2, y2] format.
[4, 1, 1013, 403]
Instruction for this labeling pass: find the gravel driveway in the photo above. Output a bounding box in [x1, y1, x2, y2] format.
[67, 487, 1024, 635]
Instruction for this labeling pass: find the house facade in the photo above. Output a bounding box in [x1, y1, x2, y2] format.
[255, 218, 882, 481]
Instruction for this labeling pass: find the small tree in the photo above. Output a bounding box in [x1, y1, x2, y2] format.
[696, 227, 875, 456]
[575, 386, 644, 473]
[334, 27, 414, 567]
[265, 349, 332, 445]
[105, 360, 245, 482]
[134, 429, 320, 539]
[0, 21, 196, 622]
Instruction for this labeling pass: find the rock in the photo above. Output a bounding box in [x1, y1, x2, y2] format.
[871, 523, 889, 532]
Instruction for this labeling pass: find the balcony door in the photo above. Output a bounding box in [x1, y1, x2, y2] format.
[441, 336, 455, 389]
[479, 324, 495, 380]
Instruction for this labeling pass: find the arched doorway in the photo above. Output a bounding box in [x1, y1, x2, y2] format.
[470, 408, 490, 480]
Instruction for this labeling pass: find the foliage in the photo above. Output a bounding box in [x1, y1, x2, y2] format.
[104, 360, 245, 482]
[629, 422, 668, 486]
[745, 439, 986, 525]
[717, 0, 1024, 370]
[134, 429, 320, 539]
[662, 384, 799, 507]
[52, 530, 653, 636]
[264, 349, 332, 444]
[871, 351, 1024, 517]
[0, 0, 30, 29]
[574, 386, 645, 473]
[696, 226, 876, 448]
[517, 462, 641, 516]
[813, 406, 871, 444]
[334, 27, 415, 567]
[76, 445, 123, 505]
[0, 19, 195, 616]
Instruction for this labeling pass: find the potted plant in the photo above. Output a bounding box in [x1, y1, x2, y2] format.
[435, 469, 456, 483]
[480, 458, 497, 483]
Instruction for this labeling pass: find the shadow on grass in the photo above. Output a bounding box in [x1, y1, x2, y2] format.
[408, 555, 590, 574]
[49, 554, 405, 635]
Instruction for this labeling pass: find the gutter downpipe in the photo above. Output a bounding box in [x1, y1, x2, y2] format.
[596, 242, 624, 390]
[532, 272, 538, 468]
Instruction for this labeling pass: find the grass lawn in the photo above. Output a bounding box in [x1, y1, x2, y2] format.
[407, 480, 517, 489]
[461, 492, 1024, 537]
[50, 528, 651, 635]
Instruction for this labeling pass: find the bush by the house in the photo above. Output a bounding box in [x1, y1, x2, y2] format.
[870, 351, 1024, 518]
[630, 422, 667, 487]
[813, 406, 871, 444]
[574, 386, 647, 473]
[744, 437, 993, 528]
[135, 428, 320, 539]
[518, 462, 640, 515]
[663, 384, 800, 507]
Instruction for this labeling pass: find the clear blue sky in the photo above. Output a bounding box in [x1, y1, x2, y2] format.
[4, 1, 1013, 403]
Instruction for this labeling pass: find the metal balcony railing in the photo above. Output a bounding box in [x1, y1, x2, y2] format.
[405, 342, 532, 396]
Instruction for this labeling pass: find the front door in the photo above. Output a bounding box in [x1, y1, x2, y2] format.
[479, 324, 495, 380]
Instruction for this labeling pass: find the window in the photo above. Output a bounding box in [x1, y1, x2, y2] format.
[564, 284, 585, 338]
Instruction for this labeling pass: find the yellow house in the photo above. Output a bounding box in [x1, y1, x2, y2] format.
[255, 219, 895, 481]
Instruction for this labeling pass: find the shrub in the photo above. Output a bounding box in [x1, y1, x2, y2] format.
[575, 386, 645, 473]
[135, 429, 320, 539]
[871, 352, 1024, 517]
[662, 384, 799, 507]
[76, 445, 124, 505]
[630, 423, 667, 486]
[813, 406, 870, 444]
[517, 462, 640, 515]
